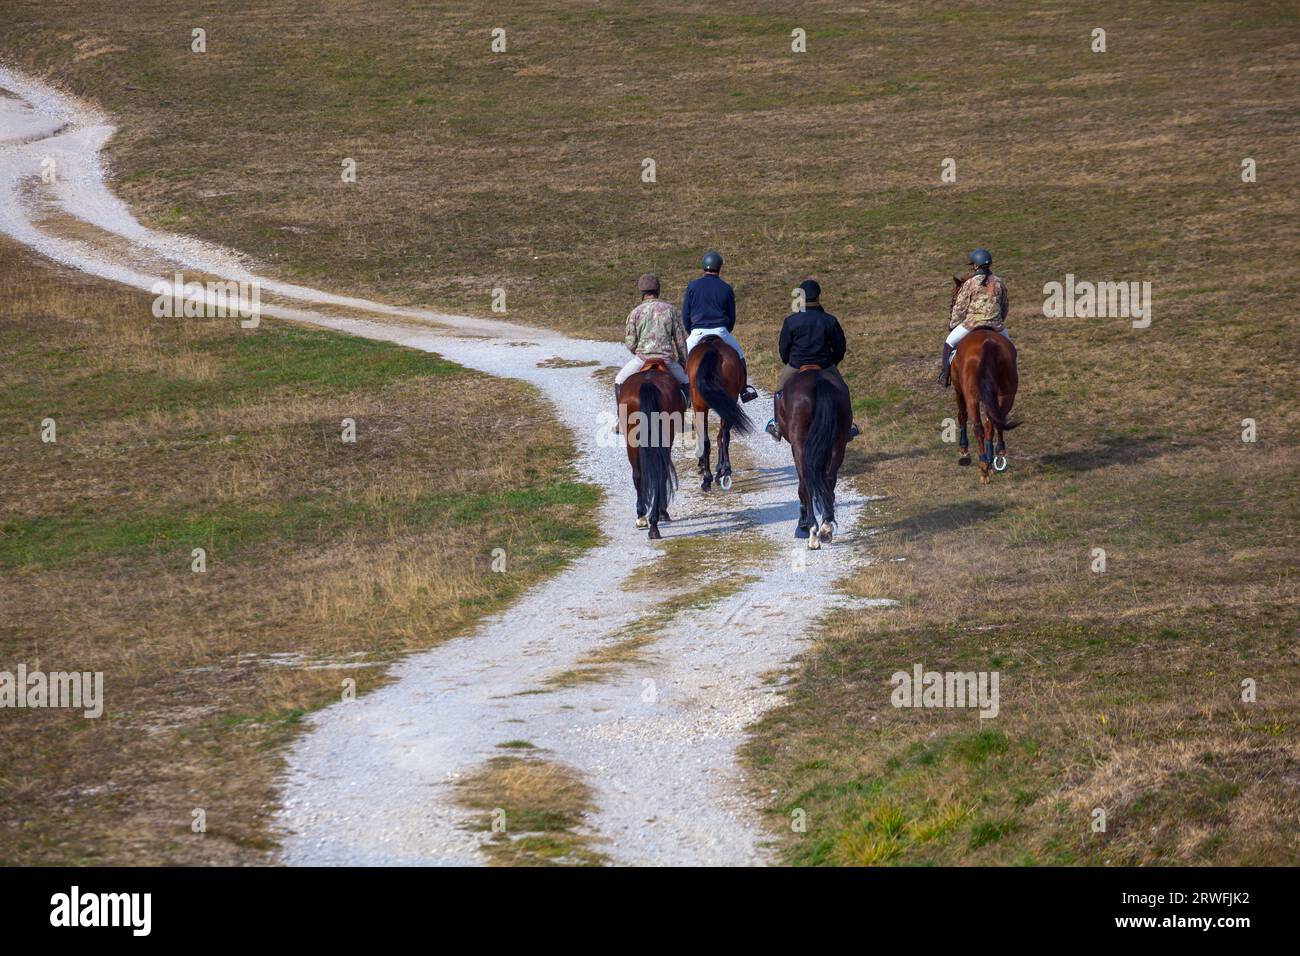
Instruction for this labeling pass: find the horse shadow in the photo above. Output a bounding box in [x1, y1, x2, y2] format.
[879, 500, 1007, 541]
[1036, 435, 1167, 475]
[840, 445, 927, 476]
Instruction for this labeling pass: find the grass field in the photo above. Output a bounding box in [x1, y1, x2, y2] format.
[1, 0, 1297, 864]
[0, 242, 597, 864]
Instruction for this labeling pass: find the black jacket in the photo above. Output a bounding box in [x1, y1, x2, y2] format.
[779, 305, 847, 368]
[681, 273, 735, 333]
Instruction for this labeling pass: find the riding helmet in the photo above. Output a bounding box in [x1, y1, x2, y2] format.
[701, 250, 724, 272]
[969, 248, 993, 268]
[637, 273, 660, 294]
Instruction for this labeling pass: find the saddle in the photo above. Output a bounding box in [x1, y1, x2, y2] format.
[797, 363, 822, 373]
[639, 358, 669, 374]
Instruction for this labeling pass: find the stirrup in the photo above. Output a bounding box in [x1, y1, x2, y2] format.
[765, 418, 780, 441]
[740, 385, 758, 403]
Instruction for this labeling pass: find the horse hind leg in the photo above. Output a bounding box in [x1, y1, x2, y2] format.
[717, 420, 733, 490]
[993, 388, 1011, 472]
[630, 451, 649, 528]
[969, 394, 990, 483]
[956, 387, 971, 466]
[793, 453, 812, 540]
[974, 411, 992, 484]
[696, 408, 714, 490]
[818, 463, 839, 542]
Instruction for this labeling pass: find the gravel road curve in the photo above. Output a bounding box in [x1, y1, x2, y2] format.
[0, 64, 891, 865]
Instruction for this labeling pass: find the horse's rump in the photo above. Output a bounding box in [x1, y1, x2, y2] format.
[973, 334, 1021, 432]
[690, 338, 752, 434]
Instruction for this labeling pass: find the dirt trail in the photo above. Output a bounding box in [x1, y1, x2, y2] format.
[0, 65, 891, 865]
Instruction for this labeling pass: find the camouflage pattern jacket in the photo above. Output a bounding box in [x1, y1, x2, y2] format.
[625, 298, 687, 362]
[950, 272, 1009, 332]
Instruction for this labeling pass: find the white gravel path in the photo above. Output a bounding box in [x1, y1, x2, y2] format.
[0, 64, 892, 866]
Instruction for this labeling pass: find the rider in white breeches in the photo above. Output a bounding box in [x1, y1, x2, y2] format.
[685, 326, 746, 362]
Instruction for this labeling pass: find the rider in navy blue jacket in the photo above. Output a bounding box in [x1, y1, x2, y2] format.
[681, 251, 757, 401]
[681, 272, 735, 334]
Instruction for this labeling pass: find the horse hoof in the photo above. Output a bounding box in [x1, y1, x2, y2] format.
[794, 525, 811, 539]
[807, 535, 821, 550]
[958, 452, 971, 466]
[701, 479, 712, 491]
[718, 474, 732, 491]
[993, 455, 1008, 472]
[648, 526, 661, 540]
[979, 473, 989, 485]
[635, 516, 648, 529]
[819, 522, 833, 541]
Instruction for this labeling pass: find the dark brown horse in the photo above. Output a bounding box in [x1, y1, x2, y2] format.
[948, 275, 1022, 483]
[775, 367, 853, 549]
[686, 336, 752, 491]
[619, 361, 687, 539]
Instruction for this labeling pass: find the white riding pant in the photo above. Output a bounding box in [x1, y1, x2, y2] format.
[686, 327, 746, 362]
[614, 356, 689, 387]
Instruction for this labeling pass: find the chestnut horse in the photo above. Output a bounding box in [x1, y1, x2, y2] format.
[775, 367, 852, 549]
[619, 361, 686, 539]
[686, 336, 752, 491]
[948, 277, 1022, 482]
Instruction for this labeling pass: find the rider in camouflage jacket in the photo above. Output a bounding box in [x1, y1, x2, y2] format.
[939, 248, 1009, 387]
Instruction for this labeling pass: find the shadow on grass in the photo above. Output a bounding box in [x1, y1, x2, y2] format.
[842, 445, 928, 476]
[881, 500, 1008, 540]
[1037, 435, 1168, 475]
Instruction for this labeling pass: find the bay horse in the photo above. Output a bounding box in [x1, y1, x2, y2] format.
[948, 276, 1022, 483]
[775, 367, 852, 549]
[619, 360, 686, 539]
[685, 335, 752, 491]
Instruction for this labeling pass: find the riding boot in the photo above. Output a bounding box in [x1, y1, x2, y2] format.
[739, 360, 758, 403]
[937, 343, 954, 387]
[765, 389, 782, 440]
[611, 382, 622, 433]
[679, 382, 691, 408]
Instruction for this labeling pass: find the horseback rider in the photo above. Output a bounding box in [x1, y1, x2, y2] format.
[614, 273, 690, 412]
[682, 251, 759, 403]
[765, 278, 859, 441]
[938, 248, 1009, 387]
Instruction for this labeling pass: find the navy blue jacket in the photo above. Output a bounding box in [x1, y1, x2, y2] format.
[681, 273, 735, 334]
[778, 305, 847, 369]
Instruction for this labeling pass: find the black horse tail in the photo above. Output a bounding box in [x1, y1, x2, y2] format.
[978, 338, 1022, 432]
[802, 377, 840, 523]
[638, 379, 678, 518]
[695, 342, 753, 434]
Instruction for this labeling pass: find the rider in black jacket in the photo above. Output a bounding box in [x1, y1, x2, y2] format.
[766, 279, 858, 440]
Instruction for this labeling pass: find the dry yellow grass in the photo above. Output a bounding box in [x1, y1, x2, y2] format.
[0, 243, 598, 864]
[1, 0, 1295, 866]
[455, 755, 603, 866]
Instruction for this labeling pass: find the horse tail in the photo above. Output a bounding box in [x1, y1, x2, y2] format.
[802, 377, 840, 523]
[978, 338, 1022, 431]
[695, 342, 753, 434]
[637, 378, 678, 516]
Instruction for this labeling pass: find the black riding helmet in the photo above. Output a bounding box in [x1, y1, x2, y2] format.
[701, 250, 724, 272]
[969, 248, 992, 269]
